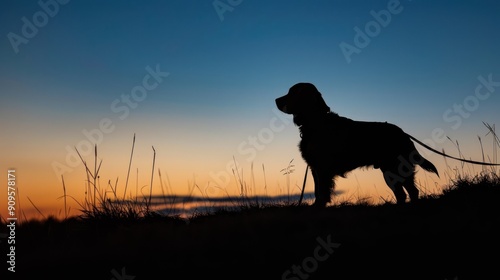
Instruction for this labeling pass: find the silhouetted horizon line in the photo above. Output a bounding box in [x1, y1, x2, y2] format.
[113, 192, 322, 206]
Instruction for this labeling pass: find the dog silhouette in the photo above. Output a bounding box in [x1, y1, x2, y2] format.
[275, 82, 439, 206]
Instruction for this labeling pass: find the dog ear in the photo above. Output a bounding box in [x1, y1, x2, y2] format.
[302, 83, 331, 113]
[315, 91, 331, 113]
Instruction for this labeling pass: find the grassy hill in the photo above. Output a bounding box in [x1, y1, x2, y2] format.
[4, 171, 500, 280]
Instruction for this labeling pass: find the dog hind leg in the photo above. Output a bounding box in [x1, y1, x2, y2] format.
[392, 182, 407, 204]
[402, 172, 419, 202]
[382, 167, 408, 204]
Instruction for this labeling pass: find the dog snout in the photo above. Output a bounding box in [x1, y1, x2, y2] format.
[275, 96, 289, 114]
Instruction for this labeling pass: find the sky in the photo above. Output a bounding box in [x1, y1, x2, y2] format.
[1, 0, 499, 220]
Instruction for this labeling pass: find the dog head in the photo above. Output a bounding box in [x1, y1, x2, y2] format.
[275, 83, 330, 126]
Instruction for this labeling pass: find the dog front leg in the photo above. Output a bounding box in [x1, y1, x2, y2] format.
[311, 167, 333, 207]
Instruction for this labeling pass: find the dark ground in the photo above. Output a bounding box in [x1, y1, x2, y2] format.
[5, 175, 500, 280]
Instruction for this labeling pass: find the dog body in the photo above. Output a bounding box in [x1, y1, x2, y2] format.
[275, 83, 439, 206]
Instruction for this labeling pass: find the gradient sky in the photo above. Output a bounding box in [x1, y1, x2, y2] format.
[1, 0, 499, 220]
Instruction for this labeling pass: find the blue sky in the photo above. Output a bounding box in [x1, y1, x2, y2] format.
[1, 0, 499, 219]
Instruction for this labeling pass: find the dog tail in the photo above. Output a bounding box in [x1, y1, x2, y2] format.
[405, 134, 439, 177]
[416, 155, 439, 178]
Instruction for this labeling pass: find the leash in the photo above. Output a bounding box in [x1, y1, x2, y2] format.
[407, 133, 500, 166]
